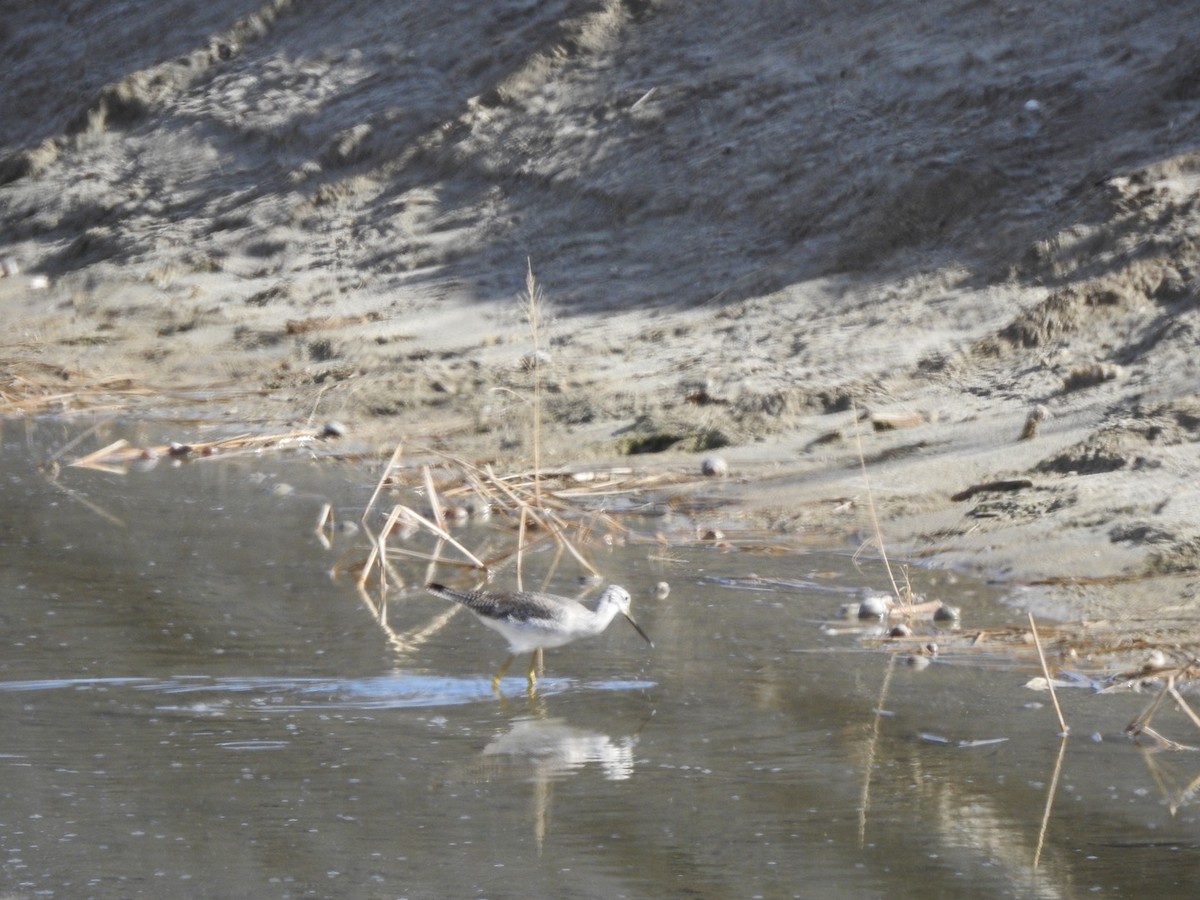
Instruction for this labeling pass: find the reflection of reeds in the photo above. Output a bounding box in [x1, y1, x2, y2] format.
[1032, 734, 1068, 869]
[858, 652, 896, 848]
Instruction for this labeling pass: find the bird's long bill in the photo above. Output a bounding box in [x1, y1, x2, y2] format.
[623, 612, 653, 647]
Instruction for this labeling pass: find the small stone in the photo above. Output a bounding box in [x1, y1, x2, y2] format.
[444, 505, 470, 524]
[857, 593, 891, 620]
[654, 582, 671, 599]
[700, 455, 728, 477]
[932, 604, 961, 624]
[320, 420, 347, 438]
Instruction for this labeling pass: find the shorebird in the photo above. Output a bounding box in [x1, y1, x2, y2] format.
[426, 582, 652, 692]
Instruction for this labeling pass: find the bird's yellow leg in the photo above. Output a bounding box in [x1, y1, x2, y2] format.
[525, 651, 543, 691]
[491, 654, 515, 694]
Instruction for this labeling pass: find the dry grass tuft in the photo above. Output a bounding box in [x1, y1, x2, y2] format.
[346, 265, 636, 649]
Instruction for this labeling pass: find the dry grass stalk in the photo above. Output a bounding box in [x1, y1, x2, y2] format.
[369, 505, 411, 591]
[851, 401, 905, 608]
[1172, 679, 1200, 732]
[384, 504, 487, 573]
[362, 443, 404, 525]
[422, 464, 448, 533]
[315, 502, 334, 550]
[517, 505, 530, 591]
[284, 311, 383, 334]
[1029, 612, 1069, 734]
[450, 455, 609, 576]
[69, 439, 133, 475]
[357, 444, 405, 589]
[520, 259, 546, 510]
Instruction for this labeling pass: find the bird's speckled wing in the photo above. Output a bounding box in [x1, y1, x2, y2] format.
[426, 583, 570, 625]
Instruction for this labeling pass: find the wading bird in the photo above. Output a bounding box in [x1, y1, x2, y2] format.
[426, 582, 652, 692]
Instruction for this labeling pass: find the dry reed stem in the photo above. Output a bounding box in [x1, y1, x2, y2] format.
[359, 504, 409, 590]
[45, 420, 111, 465]
[315, 502, 334, 550]
[473, 462, 602, 577]
[1127, 678, 1174, 738]
[362, 442, 404, 527]
[1168, 660, 1200, 731]
[517, 506, 530, 591]
[381, 545, 483, 569]
[1139, 724, 1193, 751]
[540, 541, 567, 593]
[388, 503, 487, 572]
[422, 464, 448, 533]
[69, 439, 131, 472]
[427, 449, 634, 541]
[527, 506, 600, 577]
[64, 429, 328, 472]
[521, 259, 545, 510]
[851, 401, 904, 606]
[1123, 668, 1200, 750]
[424, 538, 447, 594]
[1028, 613, 1069, 734]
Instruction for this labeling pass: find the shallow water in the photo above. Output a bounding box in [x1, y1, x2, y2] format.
[2, 420, 1199, 898]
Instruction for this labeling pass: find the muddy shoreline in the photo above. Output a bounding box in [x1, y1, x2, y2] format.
[4, 1, 1200, 623]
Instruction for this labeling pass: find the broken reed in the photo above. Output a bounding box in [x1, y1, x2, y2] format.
[352, 446, 628, 598]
